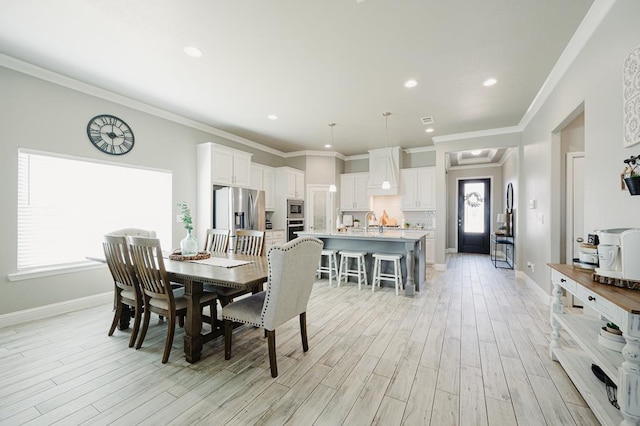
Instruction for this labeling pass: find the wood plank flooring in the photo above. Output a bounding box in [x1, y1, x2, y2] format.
[0, 253, 599, 425]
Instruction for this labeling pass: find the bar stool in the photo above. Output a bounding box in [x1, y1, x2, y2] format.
[317, 249, 339, 287]
[372, 253, 403, 295]
[338, 251, 368, 290]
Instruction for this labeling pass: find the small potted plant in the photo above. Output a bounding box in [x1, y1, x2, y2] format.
[623, 155, 640, 195]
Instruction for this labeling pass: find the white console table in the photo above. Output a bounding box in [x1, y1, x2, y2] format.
[549, 263, 640, 426]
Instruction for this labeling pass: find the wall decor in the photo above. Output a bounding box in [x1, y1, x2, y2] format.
[87, 114, 135, 155]
[623, 44, 640, 148]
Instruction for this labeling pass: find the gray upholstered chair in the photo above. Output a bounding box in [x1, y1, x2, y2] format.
[127, 236, 217, 363]
[103, 234, 142, 347]
[222, 237, 323, 377]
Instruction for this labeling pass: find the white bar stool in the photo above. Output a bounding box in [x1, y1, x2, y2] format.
[316, 249, 339, 286]
[372, 253, 403, 295]
[338, 251, 368, 290]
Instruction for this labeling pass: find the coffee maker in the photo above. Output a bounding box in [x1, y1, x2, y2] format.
[595, 228, 640, 280]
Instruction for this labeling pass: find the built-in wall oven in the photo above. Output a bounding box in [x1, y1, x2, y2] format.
[287, 219, 304, 241]
[286, 199, 304, 241]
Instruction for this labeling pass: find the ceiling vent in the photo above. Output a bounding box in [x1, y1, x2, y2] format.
[420, 116, 434, 125]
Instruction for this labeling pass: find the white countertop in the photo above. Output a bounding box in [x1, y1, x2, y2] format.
[297, 229, 430, 242]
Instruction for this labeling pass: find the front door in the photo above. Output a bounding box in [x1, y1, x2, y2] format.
[458, 178, 491, 254]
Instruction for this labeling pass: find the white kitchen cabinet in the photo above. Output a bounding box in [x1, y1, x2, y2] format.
[425, 236, 435, 264]
[198, 142, 251, 187]
[250, 163, 275, 210]
[400, 167, 435, 210]
[340, 172, 370, 211]
[277, 167, 305, 199]
[265, 229, 286, 251]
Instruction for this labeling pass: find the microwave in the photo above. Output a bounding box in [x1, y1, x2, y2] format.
[287, 199, 304, 218]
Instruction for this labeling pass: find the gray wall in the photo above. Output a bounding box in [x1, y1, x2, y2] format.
[0, 65, 281, 315]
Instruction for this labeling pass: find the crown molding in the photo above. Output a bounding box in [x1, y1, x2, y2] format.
[283, 150, 346, 160]
[0, 53, 286, 158]
[403, 146, 436, 154]
[433, 126, 521, 144]
[518, 0, 616, 130]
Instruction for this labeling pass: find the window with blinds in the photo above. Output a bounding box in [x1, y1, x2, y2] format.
[17, 149, 172, 270]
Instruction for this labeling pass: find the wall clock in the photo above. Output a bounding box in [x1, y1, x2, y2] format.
[87, 114, 135, 155]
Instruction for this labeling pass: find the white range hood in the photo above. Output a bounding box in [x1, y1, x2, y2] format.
[368, 147, 401, 195]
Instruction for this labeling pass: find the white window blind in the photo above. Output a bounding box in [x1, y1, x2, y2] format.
[17, 149, 172, 270]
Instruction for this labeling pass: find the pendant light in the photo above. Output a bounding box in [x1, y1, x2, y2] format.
[381, 112, 391, 190]
[328, 122, 337, 193]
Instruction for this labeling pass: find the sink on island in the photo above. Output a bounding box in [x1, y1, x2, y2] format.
[296, 229, 428, 296]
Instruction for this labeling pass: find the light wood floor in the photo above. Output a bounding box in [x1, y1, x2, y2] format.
[0, 253, 599, 425]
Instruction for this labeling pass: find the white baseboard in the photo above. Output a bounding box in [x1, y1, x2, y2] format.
[0, 292, 112, 329]
[517, 271, 550, 305]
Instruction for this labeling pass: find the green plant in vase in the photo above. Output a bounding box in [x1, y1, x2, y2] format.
[177, 202, 197, 255]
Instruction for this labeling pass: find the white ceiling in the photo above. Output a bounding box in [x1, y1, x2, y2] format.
[0, 0, 594, 157]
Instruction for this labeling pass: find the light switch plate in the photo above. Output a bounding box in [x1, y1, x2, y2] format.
[529, 199, 537, 209]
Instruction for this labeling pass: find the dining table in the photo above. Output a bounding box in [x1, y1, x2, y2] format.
[164, 252, 268, 363]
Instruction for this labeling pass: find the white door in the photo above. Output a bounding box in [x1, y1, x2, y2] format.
[566, 153, 585, 262]
[307, 185, 333, 232]
[566, 152, 584, 308]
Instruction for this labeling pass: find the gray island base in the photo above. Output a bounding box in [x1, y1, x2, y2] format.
[296, 230, 427, 296]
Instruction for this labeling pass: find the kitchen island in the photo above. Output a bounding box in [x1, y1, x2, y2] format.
[296, 229, 427, 296]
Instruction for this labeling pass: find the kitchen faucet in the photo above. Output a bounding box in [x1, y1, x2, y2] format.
[364, 211, 376, 231]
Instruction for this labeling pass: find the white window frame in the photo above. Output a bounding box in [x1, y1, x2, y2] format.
[9, 148, 172, 281]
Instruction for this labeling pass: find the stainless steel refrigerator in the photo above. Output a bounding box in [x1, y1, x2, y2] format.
[214, 187, 265, 250]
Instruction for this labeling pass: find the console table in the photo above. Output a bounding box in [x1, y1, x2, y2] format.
[490, 233, 514, 269]
[548, 263, 640, 426]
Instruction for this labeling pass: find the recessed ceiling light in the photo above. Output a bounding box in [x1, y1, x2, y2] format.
[267, 114, 278, 120]
[425, 128, 434, 133]
[183, 46, 203, 58]
[483, 78, 497, 87]
[324, 144, 331, 148]
[470, 149, 482, 156]
[404, 79, 418, 88]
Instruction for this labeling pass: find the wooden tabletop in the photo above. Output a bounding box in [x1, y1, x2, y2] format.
[548, 263, 640, 314]
[165, 253, 268, 289]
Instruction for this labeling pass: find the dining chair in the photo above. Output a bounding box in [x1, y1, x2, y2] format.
[103, 234, 143, 348]
[127, 236, 217, 363]
[203, 229, 263, 313]
[222, 237, 323, 377]
[204, 228, 230, 253]
[235, 229, 265, 256]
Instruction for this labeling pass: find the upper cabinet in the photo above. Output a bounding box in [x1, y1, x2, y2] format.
[368, 147, 401, 196]
[340, 173, 370, 211]
[276, 167, 305, 199]
[198, 142, 251, 188]
[250, 163, 275, 210]
[400, 167, 436, 210]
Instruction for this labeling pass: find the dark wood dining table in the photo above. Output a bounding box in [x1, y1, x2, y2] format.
[164, 253, 268, 363]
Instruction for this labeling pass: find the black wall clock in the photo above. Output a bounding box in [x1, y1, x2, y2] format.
[87, 114, 135, 155]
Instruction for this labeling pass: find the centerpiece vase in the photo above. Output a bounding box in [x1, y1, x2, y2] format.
[180, 229, 198, 255]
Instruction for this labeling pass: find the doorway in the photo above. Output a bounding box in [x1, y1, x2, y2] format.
[307, 185, 333, 232]
[457, 178, 491, 254]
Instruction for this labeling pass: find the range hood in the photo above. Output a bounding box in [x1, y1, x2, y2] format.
[368, 147, 401, 195]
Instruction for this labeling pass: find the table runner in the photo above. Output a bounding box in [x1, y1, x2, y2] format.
[190, 257, 252, 268]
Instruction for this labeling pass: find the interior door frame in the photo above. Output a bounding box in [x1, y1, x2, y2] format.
[456, 177, 492, 254]
[306, 184, 334, 232]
